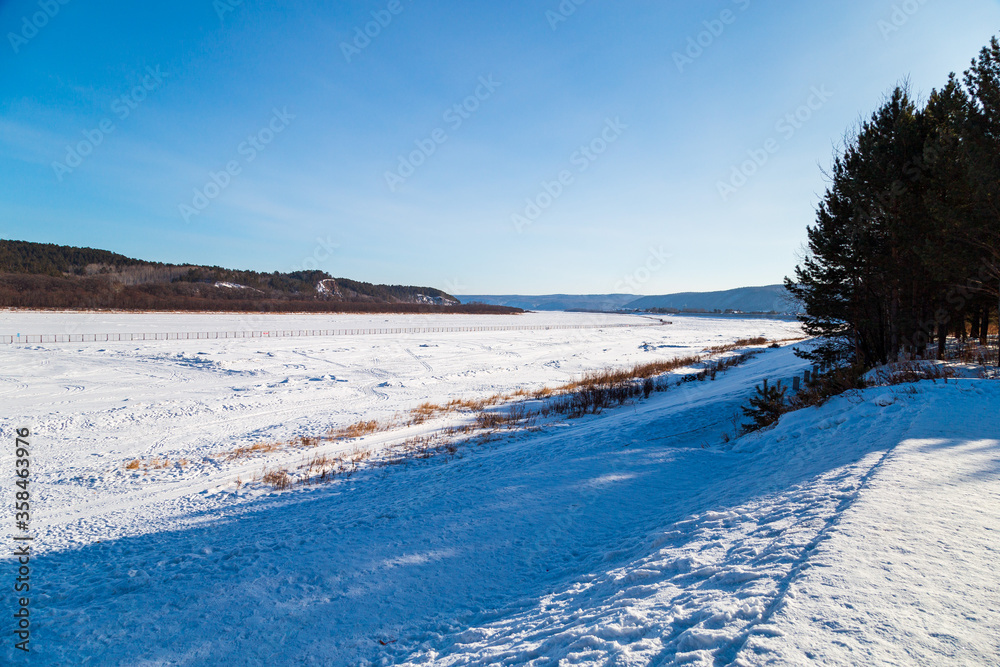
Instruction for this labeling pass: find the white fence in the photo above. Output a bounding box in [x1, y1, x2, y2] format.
[0, 321, 666, 345]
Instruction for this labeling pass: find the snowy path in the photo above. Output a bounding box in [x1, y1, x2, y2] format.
[738, 381, 1000, 666]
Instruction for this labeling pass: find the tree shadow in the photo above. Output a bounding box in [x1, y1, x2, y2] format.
[13, 378, 907, 665]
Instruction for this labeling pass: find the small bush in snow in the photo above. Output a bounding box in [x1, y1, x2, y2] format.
[741, 379, 787, 433]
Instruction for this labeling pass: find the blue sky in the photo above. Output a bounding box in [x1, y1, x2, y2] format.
[2, 0, 999, 296]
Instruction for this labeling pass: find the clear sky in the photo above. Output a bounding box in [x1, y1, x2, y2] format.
[2, 1, 999, 296]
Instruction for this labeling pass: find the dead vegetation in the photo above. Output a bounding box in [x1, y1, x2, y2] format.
[707, 337, 769, 354]
[220, 418, 393, 462]
[868, 361, 956, 386]
[224, 441, 282, 460]
[260, 467, 292, 490]
[951, 339, 998, 366]
[230, 340, 778, 489]
[123, 456, 172, 472]
[736, 358, 961, 439]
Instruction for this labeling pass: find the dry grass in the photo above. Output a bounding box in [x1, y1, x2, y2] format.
[123, 456, 172, 471]
[869, 361, 956, 386]
[260, 468, 292, 490]
[561, 355, 704, 392]
[474, 404, 537, 430]
[379, 434, 460, 466]
[250, 448, 380, 489]
[950, 339, 998, 366]
[234, 343, 774, 487]
[224, 440, 282, 461]
[222, 418, 392, 461]
[329, 420, 384, 439]
[707, 337, 770, 354]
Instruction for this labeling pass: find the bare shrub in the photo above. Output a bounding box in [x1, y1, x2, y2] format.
[225, 441, 281, 461]
[869, 361, 955, 387]
[261, 468, 292, 490]
[340, 420, 383, 438]
[707, 337, 769, 354]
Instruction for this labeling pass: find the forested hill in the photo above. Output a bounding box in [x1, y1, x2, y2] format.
[0, 240, 147, 275]
[0, 240, 519, 314]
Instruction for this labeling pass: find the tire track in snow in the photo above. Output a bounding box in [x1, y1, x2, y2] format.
[290, 350, 349, 370]
[404, 347, 433, 373]
[359, 357, 390, 401]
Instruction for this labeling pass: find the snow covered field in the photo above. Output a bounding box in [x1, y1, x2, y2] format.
[1, 311, 998, 665]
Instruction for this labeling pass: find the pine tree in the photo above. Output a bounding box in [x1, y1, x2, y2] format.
[963, 39, 1000, 364]
[741, 379, 787, 432]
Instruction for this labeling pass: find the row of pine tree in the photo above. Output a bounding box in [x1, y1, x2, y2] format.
[788, 38, 1000, 367]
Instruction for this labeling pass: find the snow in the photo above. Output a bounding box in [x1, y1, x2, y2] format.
[738, 382, 1000, 666]
[1, 311, 997, 665]
[316, 279, 339, 296]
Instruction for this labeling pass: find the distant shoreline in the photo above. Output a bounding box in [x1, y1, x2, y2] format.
[0, 304, 523, 316]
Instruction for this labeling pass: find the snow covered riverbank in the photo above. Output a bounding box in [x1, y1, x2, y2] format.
[1, 312, 996, 665]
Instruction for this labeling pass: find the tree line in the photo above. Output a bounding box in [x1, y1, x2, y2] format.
[0, 240, 477, 312]
[788, 37, 1000, 367]
[0, 274, 517, 314]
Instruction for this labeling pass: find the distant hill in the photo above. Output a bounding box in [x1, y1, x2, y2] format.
[624, 285, 801, 314]
[461, 285, 801, 314]
[0, 240, 520, 314]
[460, 294, 638, 312]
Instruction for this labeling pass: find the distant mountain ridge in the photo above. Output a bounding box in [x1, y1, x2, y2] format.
[624, 285, 800, 314]
[0, 240, 518, 314]
[461, 294, 638, 312]
[462, 285, 801, 314]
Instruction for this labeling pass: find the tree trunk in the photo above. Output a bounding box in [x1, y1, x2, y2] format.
[890, 293, 900, 362]
[980, 304, 990, 346]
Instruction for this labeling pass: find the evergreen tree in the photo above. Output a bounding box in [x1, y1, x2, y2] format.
[790, 38, 1000, 368]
